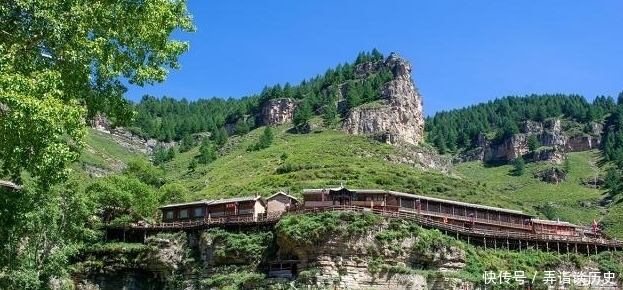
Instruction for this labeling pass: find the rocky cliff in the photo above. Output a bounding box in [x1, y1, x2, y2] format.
[455, 118, 602, 163]
[342, 53, 425, 145]
[260, 98, 298, 126]
[70, 212, 623, 290]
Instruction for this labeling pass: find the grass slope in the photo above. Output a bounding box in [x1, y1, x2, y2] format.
[455, 150, 623, 238]
[160, 125, 529, 211]
[80, 124, 623, 238]
[75, 128, 148, 176]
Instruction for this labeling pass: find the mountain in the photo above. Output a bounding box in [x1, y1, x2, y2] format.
[32, 50, 623, 289]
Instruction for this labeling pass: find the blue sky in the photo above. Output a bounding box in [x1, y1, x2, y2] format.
[126, 1, 623, 116]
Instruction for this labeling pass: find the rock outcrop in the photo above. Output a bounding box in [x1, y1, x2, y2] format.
[277, 219, 468, 290]
[342, 53, 425, 145]
[260, 98, 297, 126]
[455, 118, 602, 163]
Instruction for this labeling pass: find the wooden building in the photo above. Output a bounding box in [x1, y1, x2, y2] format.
[385, 190, 534, 232]
[160, 200, 212, 222]
[266, 191, 300, 214]
[302, 187, 395, 210]
[208, 196, 266, 221]
[159, 195, 266, 222]
[303, 187, 534, 232]
[531, 219, 579, 236]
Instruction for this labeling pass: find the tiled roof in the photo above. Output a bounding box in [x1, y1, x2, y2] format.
[531, 219, 580, 227]
[267, 191, 300, 203]
[159, 199, 212, 209]
[209, 196, 262, 206]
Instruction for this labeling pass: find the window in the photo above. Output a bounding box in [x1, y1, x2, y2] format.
[179, 209, 189, 219]
[164, 211, 174, 220]
[373, 195, 384, 201]
[194, 207, 204, 217]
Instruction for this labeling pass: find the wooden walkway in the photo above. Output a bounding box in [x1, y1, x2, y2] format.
[108, 205, 623, 253]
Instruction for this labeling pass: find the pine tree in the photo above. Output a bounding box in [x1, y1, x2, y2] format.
[527, 135, 540, 152]
[251, 126, 274, 151]
[198, 139, 217, 164]
[188, 159, 197, 171]
[234, 118, 250, 136]
[292, 100, 312, 133]
[179, 134, 195, 153]
[323, 102, 338, 127]
[512, 156, 526, 176]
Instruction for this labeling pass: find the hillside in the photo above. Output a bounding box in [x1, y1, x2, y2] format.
[80, 115, 623, 238]
[9, 49, 623, 289]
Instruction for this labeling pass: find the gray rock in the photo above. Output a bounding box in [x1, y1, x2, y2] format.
[342, 53, 425, 145]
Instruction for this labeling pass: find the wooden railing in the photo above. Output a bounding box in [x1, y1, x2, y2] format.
[129, 211, 284, 229]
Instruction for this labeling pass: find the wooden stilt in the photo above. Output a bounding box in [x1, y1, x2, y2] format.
[484, 237, 487, 249]
[519, 240, 522, 251]
[546, 242, 549, 252]
[566, 243, 569, 255]
[494, 238, 497, 250]
[506, 238, 509, 250]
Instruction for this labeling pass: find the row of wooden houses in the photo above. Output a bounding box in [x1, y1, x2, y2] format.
[159, 192, 300, 222]
[158, 186, 593, 238]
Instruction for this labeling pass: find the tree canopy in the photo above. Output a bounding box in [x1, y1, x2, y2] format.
[0, 0, 194, 186]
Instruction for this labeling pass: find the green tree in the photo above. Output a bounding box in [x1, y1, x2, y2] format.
[124, 158, 165, 188]
[158, 183, 189, 204]
[512, 156, 526, 176]
[211, 127, 228, 148]
[527, 134, 540, 152]
[292, 100, 312, 133]
[234, 118, 250, 136]
[188, 159, 198, 171]
[179, 134, 195, 153]
[86, 175, 160, 219]
[0, 0, 194, 187]
[0, 179, 100, 289]
[198, 139, 217, 165]
[250, 126, 274, 151]
[323, 102, 338, 127]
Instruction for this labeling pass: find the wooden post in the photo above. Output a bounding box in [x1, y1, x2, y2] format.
[484, 236, 487, 249]
[519, 240, 522, 251]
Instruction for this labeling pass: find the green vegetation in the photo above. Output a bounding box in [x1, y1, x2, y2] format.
[204, 228, 273, 265]
[4, 11, 623, 288]
[425, 94, 616, 154]
[455, 150, 623, 235]
[276, 211, 382, 247]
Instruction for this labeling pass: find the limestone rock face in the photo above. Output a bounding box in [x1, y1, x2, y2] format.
[342, 53, 425, 145]
[260, 98, 297, 126]
[456, 118, 602, 163]
[277, 220, 468, 290]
